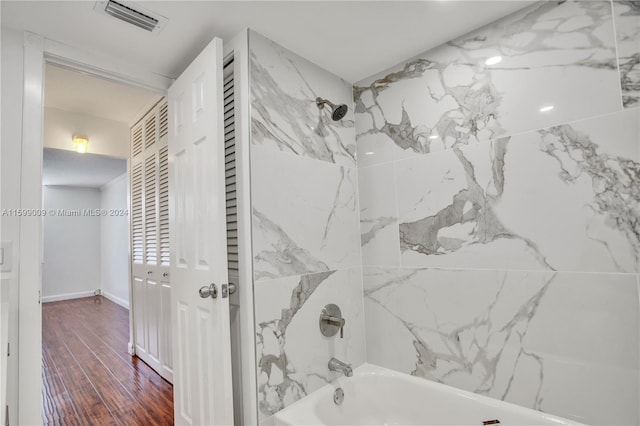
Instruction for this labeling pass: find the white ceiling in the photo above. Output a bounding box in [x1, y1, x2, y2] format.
[2, 1, 533, 83]
[43, 148, 127, 188]
[42, 66, 153, 188]
[45, 64, 161, 123]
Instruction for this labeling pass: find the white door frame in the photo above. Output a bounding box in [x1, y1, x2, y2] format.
[18, 31, 171, 425]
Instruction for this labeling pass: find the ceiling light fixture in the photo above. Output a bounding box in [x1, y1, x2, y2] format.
[485, 56, 503, 66]
[429, 134, 439, 139]
[73, 135, 89, 154]
[365, 151, 375, 155]
[539, 105, 555, 113]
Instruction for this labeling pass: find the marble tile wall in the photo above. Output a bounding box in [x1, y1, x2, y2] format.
[248, 31, 364, 421]
[613, 1, 640, 107]
[364, 267, 639, 426]
[355, 1, 640, 425]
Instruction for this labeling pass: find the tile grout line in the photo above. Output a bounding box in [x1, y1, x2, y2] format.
[358, 264, 639, 276]
[609, 0, 626, 111]
[352, 139, 368, 366]
[392, 159, 403, 269]
[356, 105, 640, 172]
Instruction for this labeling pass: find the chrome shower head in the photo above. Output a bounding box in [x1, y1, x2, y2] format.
[316, 97, 348, 121]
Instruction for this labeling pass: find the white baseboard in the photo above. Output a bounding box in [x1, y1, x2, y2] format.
[42, 290, 96, 303]
[102, 291, 129, 309]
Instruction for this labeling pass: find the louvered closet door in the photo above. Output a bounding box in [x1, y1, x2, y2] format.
[224, 64, 239, 284]
[130, 99, 173, 382]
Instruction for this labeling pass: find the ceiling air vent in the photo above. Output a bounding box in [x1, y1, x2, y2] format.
[94, 1, 168, 33]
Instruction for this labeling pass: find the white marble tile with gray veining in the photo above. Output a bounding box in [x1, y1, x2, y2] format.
[396, 109, 640, 272]
[358, 163, 400, 266]
[252, 146, 361, 281]
[363, 266, 639, 425]
[250, 30, 356, 167]
[613, 1, 640, 107]
[255, 268, 366, 419]
[354, 0, 620, 167]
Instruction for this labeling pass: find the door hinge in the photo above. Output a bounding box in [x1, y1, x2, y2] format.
[38, 290, 41, 304]
[6, 342, 8, 357]
[5, 404, 9, 426]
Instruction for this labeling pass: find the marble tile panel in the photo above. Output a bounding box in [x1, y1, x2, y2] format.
[354, 0, 620, 167]
[250, 30, 356, 167]
[251, 146, 361, 281]
[363, 266, 639, 425]
[255, 268, 366, 419]
[358, 163, 400, 266]
[396, 109, 640, 272]
[613, 1, 640, 107]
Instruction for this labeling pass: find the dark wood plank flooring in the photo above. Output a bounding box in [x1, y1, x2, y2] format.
[42, 296, 174, 425]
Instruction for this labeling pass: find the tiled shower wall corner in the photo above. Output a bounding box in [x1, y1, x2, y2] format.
[355, 1, 640, 425]
[248, 31, 365, 421]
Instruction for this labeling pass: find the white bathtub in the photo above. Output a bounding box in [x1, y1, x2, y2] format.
[270, 363, 583, 426]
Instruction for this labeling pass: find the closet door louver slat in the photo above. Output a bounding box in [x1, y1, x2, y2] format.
[131, 162, 144, 264]
[132, 124, 144, 158]
[144, 113, 157, 149]
[223, 60, 238, 275]
[159, 101, 169, 139]
[158, 146, 170, 267]
[144, 154, 157, 265]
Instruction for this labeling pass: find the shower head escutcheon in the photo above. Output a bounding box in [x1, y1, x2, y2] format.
[316, 97, 348, 121]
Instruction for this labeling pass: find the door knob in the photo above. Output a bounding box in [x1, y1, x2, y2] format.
[199, 283, 218, 299]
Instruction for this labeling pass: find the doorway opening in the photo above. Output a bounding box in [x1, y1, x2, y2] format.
[40, 63, 171, 423]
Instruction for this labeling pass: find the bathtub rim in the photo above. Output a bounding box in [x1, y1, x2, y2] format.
[264, 362, 585, 426]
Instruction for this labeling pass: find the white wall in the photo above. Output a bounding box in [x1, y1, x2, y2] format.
[44, 107, 130, 158]
[40, 175, 129, 307]
[42, 186, 102, 301]
[100, 173, 129, 308]
[0, 27, 25, 426]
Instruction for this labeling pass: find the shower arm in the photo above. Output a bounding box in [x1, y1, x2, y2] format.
[316, 97, 337, 110]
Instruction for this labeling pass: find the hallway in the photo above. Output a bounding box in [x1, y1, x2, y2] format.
[42, 296, 174, 425]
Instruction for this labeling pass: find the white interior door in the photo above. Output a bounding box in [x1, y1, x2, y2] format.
[130, 101, 173, 383]
[168, 37, 234, 425]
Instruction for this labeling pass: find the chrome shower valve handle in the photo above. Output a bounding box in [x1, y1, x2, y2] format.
[322, 315, 345, 338]
[319, 303, 346, 338]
